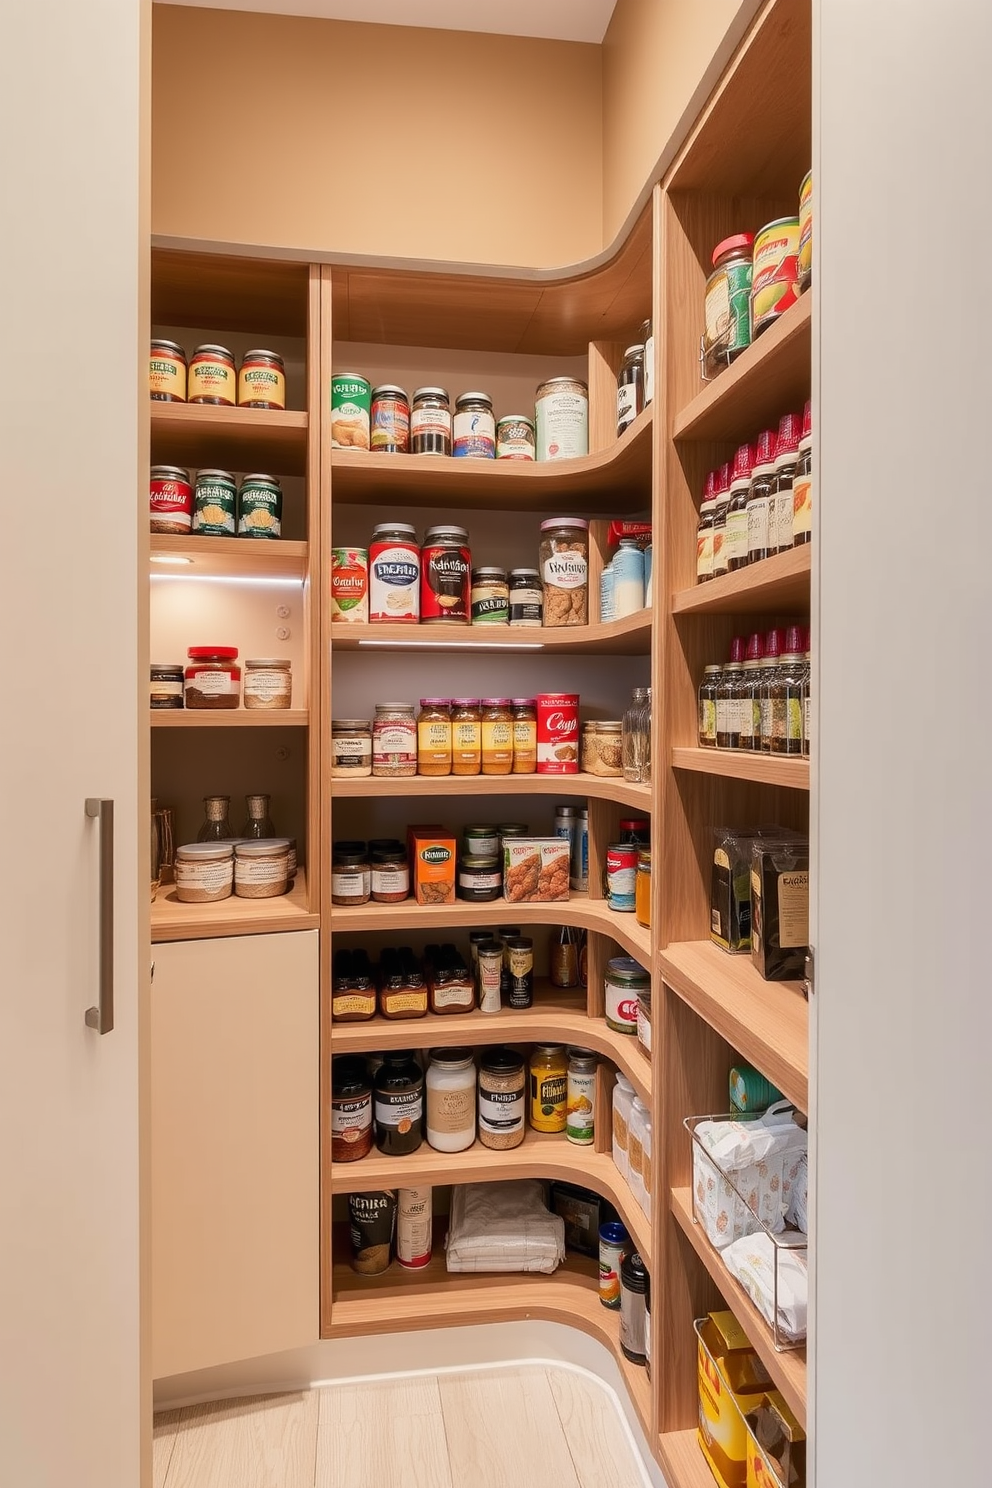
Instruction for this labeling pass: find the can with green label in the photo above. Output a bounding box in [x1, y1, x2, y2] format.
[193, 469, 237, 536]
[331, 373, 371, 450]
[238, 474, 282, 539]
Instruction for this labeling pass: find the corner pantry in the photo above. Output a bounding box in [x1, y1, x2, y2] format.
[148, 4, 814, 1484]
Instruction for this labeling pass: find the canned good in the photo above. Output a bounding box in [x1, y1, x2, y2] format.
[464, 824, 499, 857]
[397, 1185, 432, 1270]
[599, 1219, 629, 1308]
[237, 349, 285, 410]
[798, 170, 813, 291]
[193, 469, 237, 536]
[470, 567, 509, 625]
[536, 692, 579, 775]
[369, 523, 420, 623]
[606, 842, 639, 912]
[237, 473, 282, 538]
[149, 339, 186, 402]
[703, 235, 754, 377]
[535, 376, 588, 461]
[496, 415, 535, 460]
[411, 387, 451, 456]
[188, 344, 236, 405]
[509, 568, 543, 627]
[331, 719, 372, 777]
[371, 384, 410, 453]
[604, 956, 650, 1034]
[348, 1190, 396, 1275]
[453, 392, 495, 458]
[421, 525, 470, 623]
[751, 215, 801, 337]
[331, 547, 369, 623]
[331, 373, 371, 449]
[149, 464, 193, 534]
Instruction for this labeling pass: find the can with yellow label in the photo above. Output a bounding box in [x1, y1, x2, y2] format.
[188, 344, 236, 405]
[238, 349, 286, 410]
[149, 339, 186, 401]
[528, 1044, 567, 1132]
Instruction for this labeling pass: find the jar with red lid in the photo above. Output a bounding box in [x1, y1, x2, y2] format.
[237, 349, 285, 410]
[371, 384, 411, 453]
[421, 526, 470, 623]
[187, 344, 236, 405]
[184, 647, 241, 710]
[702, 234, 754, 379]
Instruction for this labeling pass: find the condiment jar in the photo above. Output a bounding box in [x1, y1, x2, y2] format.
[331, 1057, 373, 1162]
[378, 947, 428, 1019]
[628, 1096, 649, 1210]
[476, 940, 504, 1013]
[637, 989, 652, 1053]
[371, 384, 410, 453]
[605, 957, 649, 1035]
[237, 473, 282, 538]
[470, 567, 509, 626]
[149, 339, 186, 402]
[331, 719, 372, 777]
[371, 847, 410, 904]
[233, 839, 290, 899]
[535, 376, 589, 461]
[504, 936, 534, 1009]
[372, 702, 417, 777]
[452, 391, 495, 458]
[374, 1051, 424, 1156]
[425, 945, 475, 1015]
[696, 470, 717, 583]
[193, 469, 237, 536]
[451, 698, 482, 776]
[617, 344, 644, 436]
[481, 698, 513, 775]
[331, 842, 370, 906]
[368, 523, 420, 624]
[331, 948, 376, 1022]
[243, 658, 292, 710]
[703, 234, 754, 378]
[187, 343, 236, 405]
[510, 698, 537, 774]
[478, 1048, 526, 1150]
[793, 399, 813, 547]
[620, 1252, 649, 1363]
[770, 625, 807, 756]
[174, 842, 233, 904]
[237, 349, 285, 410]
[772, 410, 802, 554]
[508, 569, 543, 627]
[463, 824, 499, 857]
[635, 849, 652, 928]
[184, 647, 240, 710]
[149, 465, 193, 534]
[411, 387, 451, 456]
[417, 698, 452, 776]
[711, 464, 734, 580]
[612, 1074, 635, 1179]
[495, 416, 535, 460]
[426, 1049, 477, 1153]
[746, 428, 778, 565]
[421, 525, 471, 624]
[457, 855, 502, 904]
[566, 1048, 596, 1145]
[528, 1045, 567, 1132]
[581, 721, 624, 778]
[697, 664, 721, 747]
[150, 662, 184, 710]
[724, 444, 755, 573]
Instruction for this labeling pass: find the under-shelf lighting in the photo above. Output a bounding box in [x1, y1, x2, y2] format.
[150, 554, 193, 565]
[357, 639, 545, 651]
[150, 574, 304, 587]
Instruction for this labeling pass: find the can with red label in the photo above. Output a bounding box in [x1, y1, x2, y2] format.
[536, 692, 580, 774]
[330, 547, 369, 624]
[396, 1185, 432, 1269]
[369, 523, 420, 623]
[421, 525, 471, 624]
[606, 842, 639, 912]
[604, 956, 648, 1033]
[150, 465, 193, 534]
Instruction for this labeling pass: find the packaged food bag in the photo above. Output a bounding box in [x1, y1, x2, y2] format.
[692, 1102, 807, 1251]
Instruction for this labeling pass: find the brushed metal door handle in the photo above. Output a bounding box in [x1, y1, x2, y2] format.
[85, 798, 114, 1034]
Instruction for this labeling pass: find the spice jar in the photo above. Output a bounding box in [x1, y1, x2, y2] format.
[187, 343, 236, 405]
[511, 698, 537, 774]
[504, 935, 534, 1009]
[470, 568, 509, 626]
[193, 469, 237, 536]
[496, 415, 536, 460]
[793, 399, 813, 547]
[772, 410, 802, 555]
[457, 856, 502, 903]
[411, 386, 451, 456]
[425, 944, 474, 1014]
[348, 1191, 396, 1275]
[331, 948, 377, 1022]
[703, 235, 754, 378]
[149, 465, 193, 534]
[453, 391, 495, 458]
[174, 842, 233, 904]
[540, 518, 589, 626]
[370, 384, 411, 453]
[697, 665, 721, 747]
[184, 647, 240, 709]
[696, 473, 716, 583]
[581, 721, 624, 777]
[746, 428, 778, 565]
[426, 1049, 477, 1153]
[149, 339, 186, 402]
[481, 698, 513, 775]
[478, 1048, 526, 1150]
[711, 463, 734, 579]
[371, 847, 410, 904]
[237, 349, 285, 410]
[331, 842, 370, 906]
[617, 344, 644, 436]
[635, 849, 652, 928]
[373, 702, 417, 777]
[605, 957, 649, 1035]
[769, 625, 807, 756]
[378, 947, 428, 1019]
[451, 698, 482, 776]
[509, 569, 543, 627]
[417, 698, 452, 776]
[331, 1057, 373, 1163]
[724, 444, 755, 573]
[566, 1048, 596, 1146]
[464, 824, 499, 857]
[243, 658, 292, 710]
[331, 719, 372, 777]
[150, 663, 184, 710]
[529, 1045, 567, 1133]
[476, 940, 503, 1013]
[421, 526, 471, 623]
[374, 1051, 424, 1156]
[234, 840, 290, 899]
[620, 1252, 649, 1364]
[237, 473, 282, 538]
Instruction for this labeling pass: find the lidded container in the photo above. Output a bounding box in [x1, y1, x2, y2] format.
[150, 662, 185, 710]
[184, 647, 240, 710]
[470, 567, 510, 626]
[511, 697, 537, 773]
[331, 841, 371, 906]
[539, 517, 589, 627]
[612, 1073, 636, 1179]
[370, 383, 410, 453]
[417, 698, 452, 776]
[372, 702, 417, 777]
[696, 468, 718, 583]
[535, 375, 589, 461]
[149, 339, 186, 402]
[237, 349, 285, 410]
[617, 344, 645, 436]
[702, 234, 754, 378]
[188, 343, 236, 405]
[508, 569, 543, 628]
[411, 386, 451, 456]
[193, 468, 237, 536]
[421, 524, 471, 624]
[565, 1048, 597, 1145]
[724, 443, 756, 574]
[243, 658, 292, 710]
[528, 1044, 568, 1133]
[426, 1048, 477, 1153]
[496, 415, 535, 460]
[174, 842, 234, 904]
[605, 956, 650, 1035]
[481, 697, 513, 775]
[451, 698, 482, 776]
[238, 473, 282, 538]
[233, 839, 290, 899]
[149, 465, 193, 534]
[330, 1056, 373, 1163]
[635, 848, 652, 928]
[478, 1047, 526, 1150]
[620, 1252, 649, 1363]
[374, 1050, 424, 1156]
[331, 718, 372, 777]
[453, 391, 495, 458]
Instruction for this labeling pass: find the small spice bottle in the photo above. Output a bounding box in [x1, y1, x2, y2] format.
[617, 344, 645, 436]
[746, 428, 778, 565]
[510, 698, 537, 774]
[723, 443, 755, 573]
[793, 399, 813, 546]
[470, 568, 510, 626]
[234, 840, 290, 899]
[495, 416, 535, 460]
[769, 625, 807, 755]
[635, 849, 652, 928]
[372, 702, 417, 777]
[374, 1051, 424, 1156]
[243, 658, 292, 710]
[187, 343, 236, 405]
[426, 1049, 477, 1153]
[772, 410, 803, 554]
[529, 1045, 568, 1133]
[150, 662, 185, 710]
[451, 699, 482, 776]
[735, 634, 765, 752]
[331, 719, 372, 777]
[416, 698, 452, 776]
[184, 647, 240, 709]
[802, 647, 812, 758]
[478, 1048, 526, 1150]
[508, 569, 543, 627]
[237, 349, 285, 410]
[711, 463, 734, 579]
[149, 339, 186, 402]
[174, 843, 234, 904]
[331, 1057, 373, 1163]
[697, 664, 721, 748]
[425, 945, 475, 1014]
[481, 698, 513, 775]
[696, 469, 717, 583]
[371, 847, 410, 903]
[476, 940, 504, 1013]
[331, 948, 377, 1022]
[453, 391, 495, 458]
[331, 842, 370, 906]
[504, 935, 534, 1009]
[716, 638, 745, 750]
[758, 627, 785, 752]
[411, 387, 452, 456]
[370, 384, 410, 453]
[378, 948, 428, 1019]
[566, 1048, 597, 1145]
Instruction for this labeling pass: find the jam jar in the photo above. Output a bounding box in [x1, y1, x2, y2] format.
[237, 349, 285, 409]
[187, 344, 236, 405]
[481, 699, 513, 775]
[184, 647, 240, 710]
[411, 386, 451, 456]
[451, 699, 482, 775]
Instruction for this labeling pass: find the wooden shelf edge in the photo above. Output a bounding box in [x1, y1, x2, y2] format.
[329, 611, 651, 655]
[330, 771, 652, 810]
[150, 709, 309, 728]
[151, 869, 318, 943]
[671, 544, 811, 616]
[150, 533, 308, 579]
[671, 1187, 806, 1426]
[657, 1429, 713, 1488]
[671, 746, 809, 790]
[673, 296, 812, 441]
[150, 403, 309, 432]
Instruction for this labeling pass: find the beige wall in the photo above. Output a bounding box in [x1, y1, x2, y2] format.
[152, 5, 603, 268]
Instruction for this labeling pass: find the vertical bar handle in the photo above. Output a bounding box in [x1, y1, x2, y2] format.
[85, 797, 114, 1034]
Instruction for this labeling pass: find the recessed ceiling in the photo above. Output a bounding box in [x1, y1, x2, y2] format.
[153, 0, 619, 44]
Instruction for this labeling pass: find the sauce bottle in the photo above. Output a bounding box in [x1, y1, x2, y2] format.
[746, 428, 778, 565]
[769, 624, 807, 754]
[772, 411, 802, 554]
[696, 468, 718, 583]
[793, 399, 813, 546]
[711, 461, 734, 579]
[697, 664, 722, 748]
[716, 637, 746, 749]
[734, 633, 765, 752]
[724, 442, 754, 573]
[759, 628, 784, 752]
[450, 698, 482, 775]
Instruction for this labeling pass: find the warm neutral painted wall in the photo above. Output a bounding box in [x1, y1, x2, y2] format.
[152, 5, 603, 268]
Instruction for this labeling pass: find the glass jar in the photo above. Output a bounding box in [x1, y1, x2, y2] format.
[184, 647, 240, 709]
[463, 824, 499, 857]
[619, 818, 651, 846]
[476, 940, 503, 1013]
[703, 234, 754, 378]
[240, 793, 274, 838]
[237, 349, 285, 410]
[716, 659, 744, 750]
[622, 686, 651, 782]
[697, 665, 721, 748]
[187, 343, 235, 405]
[193, 468, 237, 536]
[528, 1045, 568, 1133]
[451, 698, 482, 776]
[331, 948, 376, 1022]
[770, 627, 807, 756]
[149, 339, 186, 402]
[331, 719, 372, 777]
[331, 842, 370, 906]
[540, 517, 589, 627]
[735, 639, 764, 753]
[566, 1048, 597, 1145]
[793, 400, 813, 546]
[426, 1049, 477, 1153]
[605, 956, 649, 1035]
[696, 486, 716, 583]
[628, 1096, 649, 1211]
[478, 1048, 526, 1150]
[550, 924, 579, 988]
[331, 1057, 373, 1162]
[470, 567, 509, 626]
[149, 465, 194, 534]
[372, 702, 417, 777]
[504, 935, 534, 1009]
[378, 947, 428, 1019]
[711, 465, 733, 579]
[747, 429, 778, 565]
[150, 662, 185, 710]
[457, 856, 502, 903]
[197, 795, 233, 842]
[803, 648, 812, 758]
[617, 343, 644, 436]
[637, 989, 652, 1053]
[620, 1251, 649, 1364]
[411, 386, 451, 456]
[233, 840, 290, 899]
[510, 698, 537, 774]
[369, 523, 420, 624]
[243, 658, 292, 710]
[635, 849, 652, 928]
[370, 384, 410, 453]
[508, 569, 543, 627]
[416, 698, 451, 776]
[453, 391, 495, 458]
[581, 720, 624, 777]
[724, 444, 755, 573]
[481, 698, 513, 775]
[772, 411, 802, 555]
[374, 1051, 424, 1156]
[421, 525, 471, 624]
[496, 416, 535, 460]
[371, 847, 410, 904]
[174, 842, 234, 904]
[425, 944, 474, 1015]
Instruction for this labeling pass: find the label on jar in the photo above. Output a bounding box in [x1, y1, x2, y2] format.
[332, 735, 371, 769]
[176, 858, 231, 893]
[244, 669, 290, 705]
[373, 720, 417, 766]
[747, 495, 770, 557]
[381, 991, 427, 1015]
[617, 381, 639, 432]
[411, 406, 451, 439]
[372, 864, 409, 896]
[458, 868, 501, 892]
[479, 1087, 525, 1133]
[716, 696, 739, 737]
[696, 529, 714, 579]
[238, 363, 285, 408]
[803, 695, 810, 747]
[793, 476, 812, 541]
[481, 720, 512, 755]
[512, 719, 536, 758]
[509, 585, 543, 626]
[194, 479, 236, 536]
[235, 855, 287, 887]
[397, 1187, 432, 1268]
[331, 548, 370, 623]
[453, 721, 481, 758]
[331, 869, 368, 898]
[465, 829, 498, 856]
[531, 1073, 567, 1128]
[369, 542, 420, 623]
[238, 483, 282, 538]
[371, 395, 410, 451]
[149, 353, 185, 400]
[508, 943, 533, 978]
[566, 1070, 596, 1143]
[188, 359, 234, 403]
[185, 668, 237, 696]
[536, 387, 588, 461]
[421, 544, 470, 622]
[496, 419, 535, 460]
[332, 992, 376, 1017]
[427, 1085, 475, 1137]
[605, 984, 641, 1031]
[452, 409, 495, 458]
[724, 508, 749, 564]
[431, 983, 474, 1008]
[542, 550, 587, 590]
[772, 487, 794, 553]
[150, 678, 183, 700]
[471, 589, 509, 625]
[418, 720, 451, 755]
[644, 333, 654, 405]
[332, 1093, 372, 1139]
[375, 1089, 423, 1131]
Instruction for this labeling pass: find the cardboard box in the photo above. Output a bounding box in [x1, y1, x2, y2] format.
[503, 837, 570, 903]
[409, 828, 456, 906]
[696, 1312, 773, 1488]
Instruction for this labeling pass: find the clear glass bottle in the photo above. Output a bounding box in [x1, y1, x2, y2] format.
[696, 469, 717, 583]
[716, 641, 745, 750]
[772, 411, 802, 554]
[622, 686, 651, 782]
[550, 924, 579, 988]
[746, 428, 777, 565]
[802, 647, 812, 758]
[723, 443, 754, 573]
[240, 793, 274, 838]
[770, 625, 808, 755]
[697, 665, 721, 748]
[734, 634, 765, 752]
[793, 399, 813, 546]
[759, 628, 784, 753]
[197, 794, 233, 842]
[711, 462, 733, 579]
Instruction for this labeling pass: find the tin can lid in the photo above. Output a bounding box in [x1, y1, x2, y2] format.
[371, 522, 418, 537]
[245, 658, 291, 668]
[540, 517, 589, 532]
[371, 384, 409, 399]
[712, 233, 754, 265]
[195, 469, 236, 483]
[424, 525, 469, 541]
[599, 1220, 630, 1245]
[150, 465, 190, 481]
[151, 339, 185, 355]
[243, 349, 284, 366]
[240, 473, 282, 487]
[332, 372, 370, 385]
[455, 390, 493, 406]
[413, 386, 449, 401]
[191, 343, 234, 358]
[187, 646, 239, 660]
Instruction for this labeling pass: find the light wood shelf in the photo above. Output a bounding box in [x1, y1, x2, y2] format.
[673, 295, 811, 445]
[330, 610, 651, 655]
[671, 1186, 806, 1425]
[329, 406, 652, 512]
[672, 747, 809, 791]
[331, 771, 653, 812]
[151, 868, 318, 943]
[672, 544, 810, 617]
[150, 402, 309, 476]
[657, 1430, 713, 1488]
[150, 709, 309, 729]
[659, 940, 807, 1111]
[150, 533, 309, 580]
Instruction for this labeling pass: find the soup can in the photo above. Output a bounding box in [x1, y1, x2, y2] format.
[193, 469, 237, 536]
[751, 216, 801, 336]
[605, 842, 639, 912]
[604, 956, 649, 1033]
[421, 525, 471, 624]
[798, 170, 813, 291]
[331, 373, 371, 450]
[331, 547, 369, 623]
[237, 474, 282, 538]
[536, 692, 579, 774]
[535, 376, 588, 461]
[149, 465, 193, 534]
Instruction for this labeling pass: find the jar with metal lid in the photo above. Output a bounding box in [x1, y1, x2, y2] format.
[478, 1048, 526, 1150]
[238, 349, 285, 410]
[476, 940, 503, 1013]
[510, 698, 537, 774]
[372, 702, 417, 777]
[193, 469, 237, 536]
[535, 376, 589, 461]
[238, 473, 282, 538]
[457, 856, 502, 903]
[331, 1057, 373, 1162]
[703, 235, 754, 378]
[331, 719, 372, 777]
[697, 664, 721, 747]
[581, 721, 624, 777]
[371, 847, 410, 904]
[174, 842, 234, 904]
[188, 343, 236, 405]
[605, 956, 650, 1034]
[635, 848, 652, 928]
[243, 658, 292, 710]
[234, 839, 290, 899]
[528, 1045, 567, 1133]
[374, 1051, 424, 1156]
[331, 842, 370, 906]
[150, 465, 193, 534]
[452, 391, 495, 458]
[421, 525, 470, 623]
[617, 344, 644, 436]
[619, 817, 650, 846]
[369, 523, 420, 623]
[150, 663, 184, 710]
[416, 698, 451, 776]
[470, 567, 509, 626]
[540, 517, 589, 626]
[463, 824, 499, 857]
[620, 1252, 649, 1364]
[481, 698, 513, 775]
[184, 647, 240, 709]
[451, 698, 482, 776]
[508, 569, 543, 627]
[426, 1049, 477, 1153]
[426, 945, 475, 1015]
[496, 416, 535, 460]
[411, 387, 451, 456]
[566, 1048, 596, 1145]
[149, 339, 186, 402]
[371, 384, 410, 453]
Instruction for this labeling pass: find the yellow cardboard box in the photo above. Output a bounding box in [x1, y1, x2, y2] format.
[696, 1313, 773, 1488]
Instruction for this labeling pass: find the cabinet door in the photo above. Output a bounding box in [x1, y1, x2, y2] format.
[151, 930, 319, 1380]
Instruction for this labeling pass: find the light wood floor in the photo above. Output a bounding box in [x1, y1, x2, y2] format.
[154, 1364, 650, 1488]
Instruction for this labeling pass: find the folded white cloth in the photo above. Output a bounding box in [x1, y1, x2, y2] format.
[722, 1229, 808, 1343]
[445, 1181, 566, 1274]
[693, 1103, 807, 1251]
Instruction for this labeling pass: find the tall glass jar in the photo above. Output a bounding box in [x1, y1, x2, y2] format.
[622, 687, 651, 782]
[197, 795, 233, 842]
[510, 698, 537, 773]
[635, 849, 652, 928]
[417, 698, 451, 776]
[478, 1048, 526, 1150]
[697, 665, 721, 748]
[411, 386, 451, 456]
[481, 698, 513, 775]
[374, 1051, 424, 1156]
[240, 793, 274, 838]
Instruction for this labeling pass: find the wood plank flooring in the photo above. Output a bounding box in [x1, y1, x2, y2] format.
[154, 1365, 650, 1488]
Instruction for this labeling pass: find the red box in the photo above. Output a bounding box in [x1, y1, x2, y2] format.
[536, 692, 579, 774]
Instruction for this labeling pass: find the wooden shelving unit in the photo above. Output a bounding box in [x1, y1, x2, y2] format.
[151, 868, 318, 943]
[150, 709, 309, 729]
[330, 610, 652, 656]
[672, 543, 810, 616]
[150, 533, 309, 580]
[331, 772, 653, 812]
[672, 747, 809, 790]
[150, 403, 309, 475]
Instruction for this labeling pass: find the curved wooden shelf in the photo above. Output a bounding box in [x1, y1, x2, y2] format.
[151, 869, 318, 943]
[329, 406, 652, 512]
[672, 746, 809, 790]
[151, 709, 308, 728]
[657, 1430, 714, 1488]
[331, 772, 652, 812]
[672, 544, 810, 617]
[330, 608, 651, 655]
[150, 533, 309, 580]
[150, 402, 309, 476]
